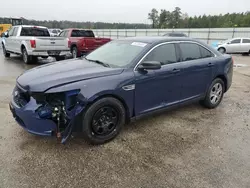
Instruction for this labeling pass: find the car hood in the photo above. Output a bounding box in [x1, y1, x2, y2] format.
[17, 58, 124, 92]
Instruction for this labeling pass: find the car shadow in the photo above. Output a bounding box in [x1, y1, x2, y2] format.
[18, 102, 206, 150]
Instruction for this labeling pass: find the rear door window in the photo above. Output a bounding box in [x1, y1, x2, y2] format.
[20, 27, 50, 37]
[179, 43, 201, 61]
[199, 46, 214, 58]
[144, 44, 177, 65]
[243, 39, 250, 43]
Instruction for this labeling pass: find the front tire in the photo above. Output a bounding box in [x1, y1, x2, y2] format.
[202, 78, 225, 109]
[218, 47, 226, 54]
[2, 44, 10, 57]
[82, 97, 126, 145]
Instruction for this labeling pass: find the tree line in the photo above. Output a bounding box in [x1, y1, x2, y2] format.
[0, 17, 149, 29]
[1, 8, 250, 30]
[148, 7, 250, 28]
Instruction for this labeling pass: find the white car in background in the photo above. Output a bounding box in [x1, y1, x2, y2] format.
[49, 28, 62, 37]
[217, 38, 250, 55]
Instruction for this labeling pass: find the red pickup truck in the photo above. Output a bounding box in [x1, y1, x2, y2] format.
[59, 29, 111, 58]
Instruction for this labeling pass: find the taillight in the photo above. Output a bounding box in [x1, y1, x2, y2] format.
[68, 39, 71, 48]
[82, 41, 85, 47]
[30, 40, 36, 48]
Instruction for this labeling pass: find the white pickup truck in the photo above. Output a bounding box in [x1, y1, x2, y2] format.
[1, 25, 70, 64]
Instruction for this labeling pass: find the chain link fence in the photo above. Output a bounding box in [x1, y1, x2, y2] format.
[93, 28, 250, 45]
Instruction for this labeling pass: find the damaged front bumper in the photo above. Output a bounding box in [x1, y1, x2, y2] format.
[9, 84, 85, 143]
[10, 98, 56, 136]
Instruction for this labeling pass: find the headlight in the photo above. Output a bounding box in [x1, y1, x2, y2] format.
[37, 106, 52, 119]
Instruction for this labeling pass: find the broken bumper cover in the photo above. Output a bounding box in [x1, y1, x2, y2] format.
[10, 97, 56, 136]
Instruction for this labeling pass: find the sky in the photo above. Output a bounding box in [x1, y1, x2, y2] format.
[1, 0, 250, 23]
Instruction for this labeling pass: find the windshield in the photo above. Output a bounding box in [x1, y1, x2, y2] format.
[85, 41, 148, 68]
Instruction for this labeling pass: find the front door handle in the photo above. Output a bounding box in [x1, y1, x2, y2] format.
[172, 68, 180, 73]
[208, 63, 215, 67]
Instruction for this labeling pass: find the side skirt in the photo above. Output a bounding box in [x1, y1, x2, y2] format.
[131, 96, 205, 122]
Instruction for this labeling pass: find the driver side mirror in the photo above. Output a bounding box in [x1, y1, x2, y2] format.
[4, 33, 9, 38]
[227, 42, 231, 44]
[138, 61, 161, 71]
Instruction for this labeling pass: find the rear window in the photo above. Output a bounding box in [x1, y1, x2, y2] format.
[20, 27, 50, 37]
[71, 30, 95, 37]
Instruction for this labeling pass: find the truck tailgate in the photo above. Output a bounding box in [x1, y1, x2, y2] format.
[84, 38, 111, 50]
[35, 37, 69, 51]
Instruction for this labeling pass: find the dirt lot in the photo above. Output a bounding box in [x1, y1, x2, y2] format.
[0, 52, 250, 188]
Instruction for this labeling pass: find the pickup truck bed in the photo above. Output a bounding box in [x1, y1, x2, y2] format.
[2, 25, 70, 64]
[59, 29, 111, 58]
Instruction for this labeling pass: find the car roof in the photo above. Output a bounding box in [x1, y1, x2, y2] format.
[231, 37, 250, 39]
[165, 32, 186, 35]
[118, 36, 199, 44]
[14, 25, 48, 29]
[65, 28, 92, 30]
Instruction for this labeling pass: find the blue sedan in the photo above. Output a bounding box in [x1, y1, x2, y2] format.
[10, 37, 233, 144]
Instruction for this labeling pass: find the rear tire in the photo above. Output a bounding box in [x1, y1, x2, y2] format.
[2, 44, 10, 57]
[202, 78, 225, 109]
[82, 97, 126, 145]
[72, 46, 78, 58]
[22, 48, 32, 64]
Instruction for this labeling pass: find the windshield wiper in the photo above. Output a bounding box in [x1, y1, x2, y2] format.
[85, 57, 110, 67]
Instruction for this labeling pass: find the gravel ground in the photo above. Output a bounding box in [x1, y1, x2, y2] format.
[0, 53, 250, 188]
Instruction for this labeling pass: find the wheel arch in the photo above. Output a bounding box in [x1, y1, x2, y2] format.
[215, 75, 228, 92]
[86, 94, 131, 124]
[20, 44, 26, 52]
[70, 43, 77, 52]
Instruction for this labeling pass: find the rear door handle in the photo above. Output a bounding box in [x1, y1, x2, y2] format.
[208, 63, 214, 67]
[172, 68, 180, 73]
